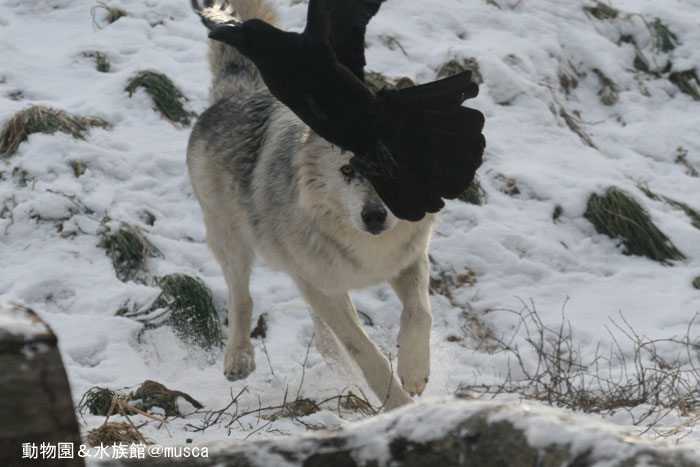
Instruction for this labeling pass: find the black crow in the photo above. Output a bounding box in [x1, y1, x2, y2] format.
[197, 0, 485, 221]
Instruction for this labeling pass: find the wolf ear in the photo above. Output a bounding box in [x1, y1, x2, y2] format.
[208, 24, 248, 45]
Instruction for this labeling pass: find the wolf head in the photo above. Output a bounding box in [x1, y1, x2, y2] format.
[297, 134, 399, 237]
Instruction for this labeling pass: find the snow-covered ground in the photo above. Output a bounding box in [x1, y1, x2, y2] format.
[2, 0, 700, 451]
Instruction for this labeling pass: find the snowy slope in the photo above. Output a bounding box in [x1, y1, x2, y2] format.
[1, 0, 700, 450]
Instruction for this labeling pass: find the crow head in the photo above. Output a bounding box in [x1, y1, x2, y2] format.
[208, 19, 283, 52]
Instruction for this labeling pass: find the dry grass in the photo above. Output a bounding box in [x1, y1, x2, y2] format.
[584, 187, 685, 264]
[364, 71, 415, 94]
[86, 422, 150, 446]
[429, 264, 477, 301]
[185, 387, 377, 435]
[494, 173, 521, 196]
[0, 106, 108, 157]
[263, 397, 319, 421]
[91, 1, 128, 30]
[457, 301, 700, 438]
[130, 380, 203, 417]
[458, 305, 500, 353]
[558, 72, 578, 96]
[79, 380, 202, 420]
[378, 35, 408, 56]
[125, 70, 194, 125]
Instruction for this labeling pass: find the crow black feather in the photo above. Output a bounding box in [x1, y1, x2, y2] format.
[200, 0, 485, 221]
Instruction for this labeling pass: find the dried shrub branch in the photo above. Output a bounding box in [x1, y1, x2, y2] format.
[458, 300, 700, 438]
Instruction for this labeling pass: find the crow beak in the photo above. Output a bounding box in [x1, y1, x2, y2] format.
[208, 23, 248, 45]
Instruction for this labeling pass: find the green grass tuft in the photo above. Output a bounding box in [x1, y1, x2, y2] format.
[13, 168, 31, 188]
[584, 188, 685, 264]
[593, 68, 618, 106]
[458, 175, 486, 205]
[675, 146, 698, 177]
[693, 277, 700, 290]
[669, 70, 700, 101]
[668, 199, 700, 231]
[71, 160, 86, 177]
[84, 51, 111, 72]
[557, 106, 596, 148]
[553, 205, 564, 222]
[122, 274, 223, 350]
[78, 387, 119, 416]
[436, 57, 483, 84]
[125, 70, 194, 125]
[99, 222, 161, 283]
[0, 106, 109, 157]
[652, 18, 678, 53]
[639, 184, 700, 231]
[583, 2, 619, 20]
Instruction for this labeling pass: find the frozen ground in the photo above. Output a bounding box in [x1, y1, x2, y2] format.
[1, 0, 700, 452]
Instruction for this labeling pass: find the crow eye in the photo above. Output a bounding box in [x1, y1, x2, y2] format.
[340, 164, 355, 177]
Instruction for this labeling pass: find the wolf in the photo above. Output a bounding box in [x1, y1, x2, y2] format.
[187, 0, 435, 409]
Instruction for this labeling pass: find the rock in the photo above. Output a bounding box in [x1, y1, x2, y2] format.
[0, 302, 83, 467]
[102, 397, 700, 466]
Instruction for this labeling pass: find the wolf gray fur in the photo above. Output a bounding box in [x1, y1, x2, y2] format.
[187, 0, 435, 409]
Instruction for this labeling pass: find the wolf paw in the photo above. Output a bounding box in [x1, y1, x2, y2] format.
[397, 345, 430, 396]
[224, 343, 255, 381]
[398, 368, 429, 397]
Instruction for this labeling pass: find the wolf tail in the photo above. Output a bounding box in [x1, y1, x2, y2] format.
[191, 0, 278, 103]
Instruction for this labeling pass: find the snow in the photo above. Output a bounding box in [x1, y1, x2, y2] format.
[1, 0, 700, 453]
[0, 302, 51, 340]
[196, 398, 700, 465]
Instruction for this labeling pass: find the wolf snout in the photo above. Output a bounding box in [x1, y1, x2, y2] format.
[361, 204, 387, 235]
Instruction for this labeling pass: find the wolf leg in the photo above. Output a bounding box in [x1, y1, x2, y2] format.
[309, 312, 342, 363]
[390, 253, 432, 396]
[296, 280, 412, 410]
[204, 215, 256, 381]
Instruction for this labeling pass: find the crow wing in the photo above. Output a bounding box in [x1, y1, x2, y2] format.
[355, 71, 486, 221]
[325, 0, 386, 80]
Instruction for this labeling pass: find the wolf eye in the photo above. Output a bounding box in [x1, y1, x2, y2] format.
[340, 164, 355, 177]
